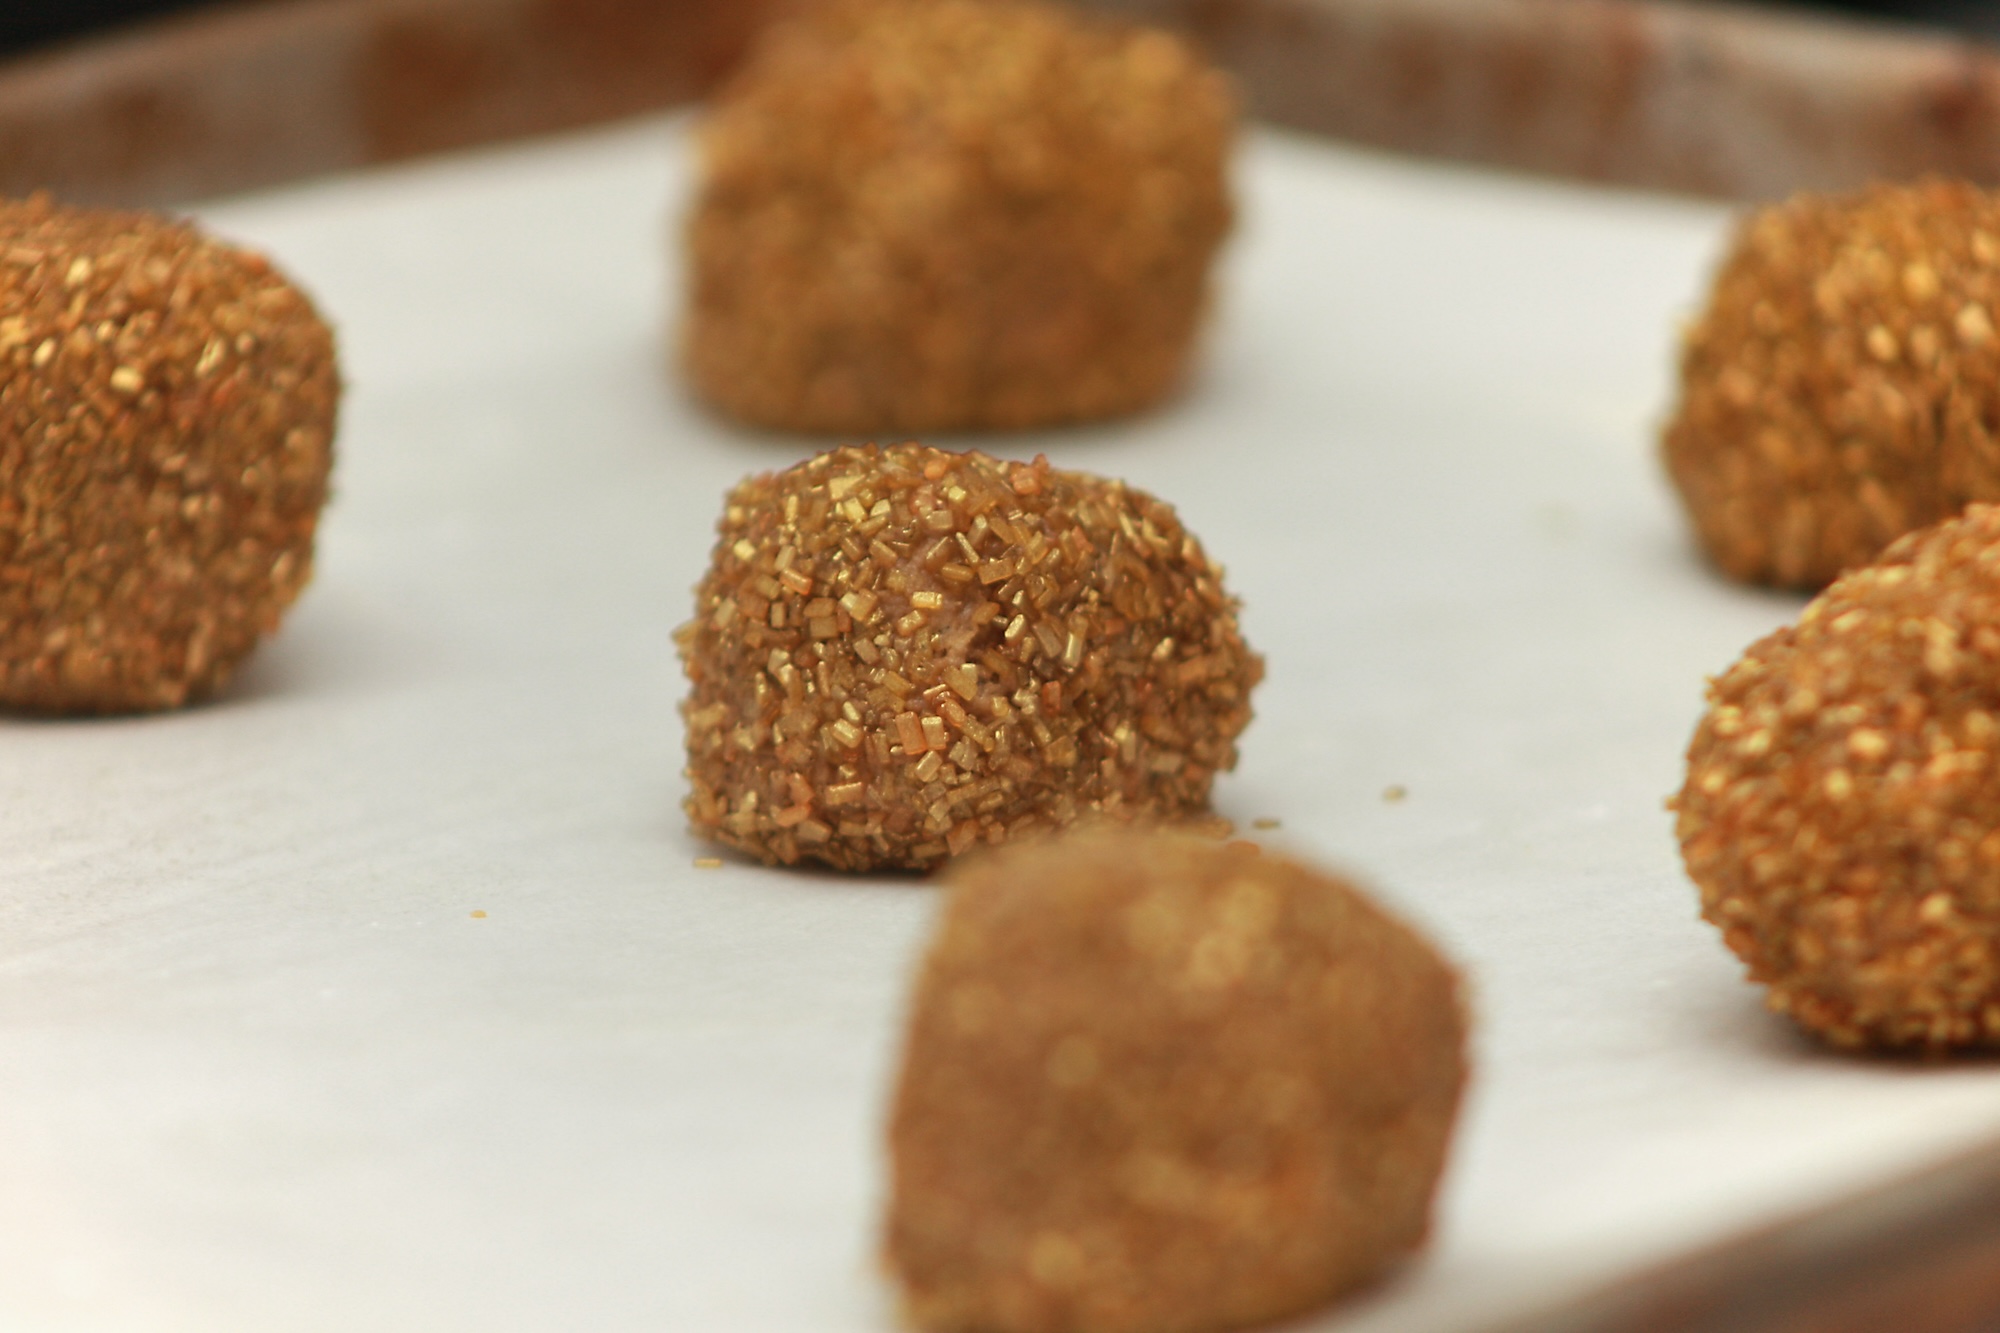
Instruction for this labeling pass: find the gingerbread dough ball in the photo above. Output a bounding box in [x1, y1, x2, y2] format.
[0, 196, 337, 712]
[1664, 179, 2000, 589]
[677, 444, 1261, 870]
[885, 829, 1469, 1333]
[1676, 503, 2000, 1049]
[682, 0, 1235, 434]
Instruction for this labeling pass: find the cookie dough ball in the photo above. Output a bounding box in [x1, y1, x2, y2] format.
[1675, 504, 2000, 1049]
[682, 0, 1235, 434]
[1664, 180, 2000, 589]
[885, 829, 1469, 1333]
[677, 444, 1261, 870]
[0, 196, 337, 712]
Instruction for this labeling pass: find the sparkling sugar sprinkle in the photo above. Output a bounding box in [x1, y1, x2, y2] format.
[0, 193, 336, 712]
[677, 444, 1263, 872]
[1676, 504, 2000, 1049]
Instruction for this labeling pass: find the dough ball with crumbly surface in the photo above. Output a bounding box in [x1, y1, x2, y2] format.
[1664, 179, 2000, 589]
[884, 828, 1469, 1333]
[682, 0, 1234, 434]
[1676, 503, 2000, 1049]
[677, 444, 1261, 871]
[0, 195, 337, 712]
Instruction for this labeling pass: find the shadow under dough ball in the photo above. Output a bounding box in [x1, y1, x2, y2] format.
[1676, 503, 2000, 1049]
[1664, 179, 2000, 589]
[677, 444, 1262, 871]
[0, 196, 337, 712]
[681, 0, 1235, 434]
[885, 828, 1469, 1333]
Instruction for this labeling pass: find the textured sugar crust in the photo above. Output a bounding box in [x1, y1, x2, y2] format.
[885, 829, 1468, 1333]
[0, 194, 337, 713]
[1664, 179, 2000, 589]
[1675, 504, 2000, 1050]
[677, 444, 1262, 871]
[681, 0, 1234, 434]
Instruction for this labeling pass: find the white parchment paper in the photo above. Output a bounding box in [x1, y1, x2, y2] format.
[1, 113, 1996, 1332]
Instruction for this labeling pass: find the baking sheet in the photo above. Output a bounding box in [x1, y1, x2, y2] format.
[3, 112, 2000, 1332]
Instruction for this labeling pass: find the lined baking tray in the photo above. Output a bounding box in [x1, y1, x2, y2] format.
[3, 102, 1999, 1330]
[10, 0, 2000, 1327]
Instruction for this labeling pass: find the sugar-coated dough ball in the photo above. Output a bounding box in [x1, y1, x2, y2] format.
[677, 444, 1261, 870]
[885, 829, 1469, 1333]
[0, 195, 337, 712]
[682, 0, 1234, 434]
[1664, 180, 2000, 589]
[1677, 504, 2000, 1048]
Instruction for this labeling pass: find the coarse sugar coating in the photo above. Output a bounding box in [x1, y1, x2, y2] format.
[884, 828, 1469, 1333]
[1675, 503, 2000, 1050]
[0, 194, 337, 712]
[1664, 179, 2000, 589]
[676, 443, 1262, 871]
[681, 0, 1234, 434]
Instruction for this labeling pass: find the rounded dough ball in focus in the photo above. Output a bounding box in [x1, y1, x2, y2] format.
[885, 828, 1469, 1333]
[682, 0, 1235, 434]
[677, 444, 1261, 871]
[1676, 503, 2000, 1049]
[1664, 179, 2000, 588]
[0, 195, 337, 712]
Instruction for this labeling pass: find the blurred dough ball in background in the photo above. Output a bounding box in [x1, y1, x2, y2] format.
[681, 0, 1236, 435]
[1664, 179, 2000, 589]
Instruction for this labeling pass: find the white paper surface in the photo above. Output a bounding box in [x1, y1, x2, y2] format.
[1, 113, 1997, 1332]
